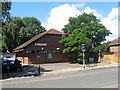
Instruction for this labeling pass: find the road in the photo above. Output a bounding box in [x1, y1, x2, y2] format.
[1, 67, 119, 88]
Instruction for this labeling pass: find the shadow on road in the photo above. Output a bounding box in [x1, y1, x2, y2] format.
[0, 65, 53, 80]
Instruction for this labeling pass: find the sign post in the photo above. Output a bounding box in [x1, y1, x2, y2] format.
[81, 44, 86, 69]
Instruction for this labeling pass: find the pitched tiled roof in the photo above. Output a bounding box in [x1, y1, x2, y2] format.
[47, 28, 63, 34]
[13, 29, 63, 51]
[110, 37, 120, 46]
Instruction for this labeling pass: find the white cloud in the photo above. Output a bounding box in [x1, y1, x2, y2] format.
[42, 3, 83, 31]
[71, 2, 85, 8]
[82, 7, 103, 19]
[101, 7, 118, 35]
[42, 3, 118, 42]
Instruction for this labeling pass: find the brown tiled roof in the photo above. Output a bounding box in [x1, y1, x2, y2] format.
[47, 28, 63, 34]
[13, 29, 63, 51]
[110, 37, 120, 46]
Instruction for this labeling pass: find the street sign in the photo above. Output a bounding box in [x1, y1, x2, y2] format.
[81, 44, 86, 51]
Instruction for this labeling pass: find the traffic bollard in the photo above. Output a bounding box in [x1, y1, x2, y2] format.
[38, 65, 41, 75]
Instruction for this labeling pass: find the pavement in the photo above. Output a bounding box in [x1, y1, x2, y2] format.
[0, 61, 119, 80]
[42, 61, 119, 75]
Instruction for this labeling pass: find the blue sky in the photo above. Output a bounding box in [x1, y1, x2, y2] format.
[10, 2, 117, 22]
[10, 2, 118, 42]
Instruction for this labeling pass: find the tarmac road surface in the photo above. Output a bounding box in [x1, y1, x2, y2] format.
[1, 66, 119, 88]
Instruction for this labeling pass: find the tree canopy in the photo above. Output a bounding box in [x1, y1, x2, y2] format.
[60, 13, 111, 62]
[2, 17, 46, 52]
[1, 1, 46, 53]
[2, 0, 11, 22]
[94, 41, 111, 52]
[1, 0, 12, 52]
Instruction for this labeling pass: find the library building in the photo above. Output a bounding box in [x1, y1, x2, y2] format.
[13, 29, 69, 64]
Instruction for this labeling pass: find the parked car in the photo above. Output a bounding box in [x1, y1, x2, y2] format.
[2, 60, 22, 72]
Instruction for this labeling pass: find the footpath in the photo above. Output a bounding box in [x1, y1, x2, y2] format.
[43, 61, 119, 75]
[1, 61, 119, 80]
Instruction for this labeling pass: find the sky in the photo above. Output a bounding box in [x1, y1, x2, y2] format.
[10, 2, 119, 42]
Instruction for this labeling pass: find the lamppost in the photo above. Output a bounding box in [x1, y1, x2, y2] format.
[81, 44, 86, 69]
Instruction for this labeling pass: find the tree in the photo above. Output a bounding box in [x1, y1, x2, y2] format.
[1, 0, 12, 52]
[20, 17, 46, 44]
[94, 41, 111, 52]
[60, 13, 111, 63]
[2, 0, 11, 22]
[2, 17, 46, 52]
[60, 29, 91, 62]
[2, 17, 24, 52]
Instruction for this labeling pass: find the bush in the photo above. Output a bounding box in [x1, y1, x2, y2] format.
[85, 51, 98, 62]
[77, 51, 99, 64]
[77, 58, 88, 64]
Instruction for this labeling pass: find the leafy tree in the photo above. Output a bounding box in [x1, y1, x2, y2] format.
[60, 29, 91, 62]
[2, 17, 24, 52]
[94, 41, 111, 52]
[2, 17, 46, 52]
[1, 0, 12, 52]
[60, 13, 111, 63]
[2, 0, 11, 22]
[20, 17, 46, 44]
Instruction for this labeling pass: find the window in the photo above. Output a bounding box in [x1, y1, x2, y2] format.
[48, 53, 52, 59]
[37, 50, 47, 53]
[53, 50, 56, 53]
[31, 50, 36, 53]
[48, 50, 52, 53]
[43, 51, 47, 53]
[37, 50, 43, 53]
